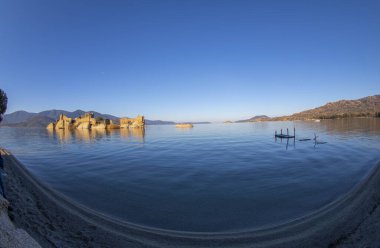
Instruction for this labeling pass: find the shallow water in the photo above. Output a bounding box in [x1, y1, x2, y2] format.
[1, 118, 380, 232]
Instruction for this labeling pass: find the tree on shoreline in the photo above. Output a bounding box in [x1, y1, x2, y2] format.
[0, 89, 7, 123]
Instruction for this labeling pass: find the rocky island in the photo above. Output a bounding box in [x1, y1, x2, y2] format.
[47, 113, 144, 130]
[175, 123, 194, 128]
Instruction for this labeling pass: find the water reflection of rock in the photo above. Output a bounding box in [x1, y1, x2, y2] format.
[74, 129, 97, 142]
[89, 128, 107, 137]
[120, 128, 145, 142]
[47, 128, 145, 143]
[75, 129, 122, 142]
[47, 129, 73, 143]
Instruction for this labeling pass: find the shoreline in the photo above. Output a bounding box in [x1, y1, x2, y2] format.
[1, 147, 380, 247]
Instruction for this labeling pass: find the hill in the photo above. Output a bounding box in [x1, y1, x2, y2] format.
[2, 109, 119, 125]
[273, 95, 380, 120]
[145, 120, 176, 125]
[0, 110, 37, 124]
[235, 115, 270, 123]
[0, 110, 120, 128]
[237, 95, 380, 123]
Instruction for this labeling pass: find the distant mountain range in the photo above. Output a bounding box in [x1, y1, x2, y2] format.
[1, 110, 119, 125]
[1, 95, 379, 127]
[3, 115, 56, 128]
[0, 110, 119, 128]
[0, 110, 211, 128]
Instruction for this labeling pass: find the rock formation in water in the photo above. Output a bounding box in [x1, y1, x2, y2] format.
[120, 115, 145, 128]
[49, 114, 74, 129]
[47, 113, 145, 130]
[175, 123, 193, 128]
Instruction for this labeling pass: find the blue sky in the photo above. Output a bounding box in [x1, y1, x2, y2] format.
[1, 0, 379, 122]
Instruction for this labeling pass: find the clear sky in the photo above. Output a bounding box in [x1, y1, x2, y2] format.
[1, 0, 379, 122]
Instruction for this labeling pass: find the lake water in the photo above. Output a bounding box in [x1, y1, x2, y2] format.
[1, 119, 380, 232]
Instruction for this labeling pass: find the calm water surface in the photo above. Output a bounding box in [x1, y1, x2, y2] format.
[1, 119, 380, 232]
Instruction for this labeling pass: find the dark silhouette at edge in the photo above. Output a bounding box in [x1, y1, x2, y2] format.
[0, 89, 8, 197]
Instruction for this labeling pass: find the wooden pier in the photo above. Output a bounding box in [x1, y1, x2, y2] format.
[275, 128, 295, 139]
[274, 128, 327, 150]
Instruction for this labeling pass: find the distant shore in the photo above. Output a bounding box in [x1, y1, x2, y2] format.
[1, 147, 380, 247]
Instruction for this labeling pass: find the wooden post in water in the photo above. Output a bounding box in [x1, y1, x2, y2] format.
[287, 128, 289, 136]
[294, 127, 296, 138]
[281, 129, 283, 135]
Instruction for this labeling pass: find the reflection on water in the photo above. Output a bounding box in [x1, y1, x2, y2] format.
[120, 128, 145, 142]
[47, 128, 145, 143]
[1, 118, 380, 232]
[295, 118, 380, 136]
[322, 118, 380, 136]
[275, 136, 296, 150]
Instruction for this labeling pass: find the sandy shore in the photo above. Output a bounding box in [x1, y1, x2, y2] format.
[1, 147, 380, 247]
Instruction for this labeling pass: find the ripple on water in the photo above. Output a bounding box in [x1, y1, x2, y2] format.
[0, 119, 380, 232]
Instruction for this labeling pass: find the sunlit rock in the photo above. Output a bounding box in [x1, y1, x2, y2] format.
[46, 112, 144, 131]
[175, 123, 193, 128]
[55, 114, 74, 130]
[46, 122, 55, 129]
[120, 115, 145, 128]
